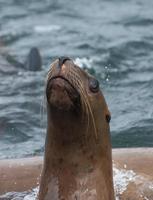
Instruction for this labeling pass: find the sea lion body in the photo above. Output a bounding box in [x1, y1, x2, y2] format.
[38, 58, 115, 200]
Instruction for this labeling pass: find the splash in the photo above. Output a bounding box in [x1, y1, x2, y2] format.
[113, 165, 136, 199]
[74, 57, 93, 69]
[23, 187, 39, 200]
[34, 25, 61, 34]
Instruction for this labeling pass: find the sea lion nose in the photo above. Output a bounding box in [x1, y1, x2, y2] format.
[58, 56, 72, 69]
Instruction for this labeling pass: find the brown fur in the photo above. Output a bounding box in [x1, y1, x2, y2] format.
[38, 59, 115, 200]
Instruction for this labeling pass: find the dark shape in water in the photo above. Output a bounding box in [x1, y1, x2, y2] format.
[24, 47, 42, 71]
[6, 47, 42, 71]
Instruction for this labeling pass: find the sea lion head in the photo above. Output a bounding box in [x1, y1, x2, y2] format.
[46, 57, 111, 143]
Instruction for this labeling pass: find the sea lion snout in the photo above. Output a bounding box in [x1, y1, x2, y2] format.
[58, 56, 72, 69]
[46, 76, 80, 110]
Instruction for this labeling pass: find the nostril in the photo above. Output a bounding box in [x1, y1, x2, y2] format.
[58, 56, 72, 68]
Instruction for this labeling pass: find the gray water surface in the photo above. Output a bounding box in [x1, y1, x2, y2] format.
[0, 0, 153, 159]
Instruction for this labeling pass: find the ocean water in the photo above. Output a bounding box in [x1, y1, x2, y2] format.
[0, 0, 153, 159]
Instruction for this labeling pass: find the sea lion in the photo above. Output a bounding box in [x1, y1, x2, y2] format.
[38, 57, 115, 200]
[0, 46, 42, 73]
[6, 47, 42, 71]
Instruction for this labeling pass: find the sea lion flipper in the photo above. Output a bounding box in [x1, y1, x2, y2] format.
[25, 47, 42, 71]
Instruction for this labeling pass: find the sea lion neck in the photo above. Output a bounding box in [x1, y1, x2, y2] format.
[46, 103, 97, 152]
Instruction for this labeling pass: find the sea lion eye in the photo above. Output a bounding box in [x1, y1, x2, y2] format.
[89, 78, 99, 93]
[106, 114, 111, 123]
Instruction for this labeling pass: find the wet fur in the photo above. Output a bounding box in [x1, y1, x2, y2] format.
[38, 59, 115, 200]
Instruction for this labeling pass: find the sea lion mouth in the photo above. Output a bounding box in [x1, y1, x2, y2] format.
[46, 75, 80, 111]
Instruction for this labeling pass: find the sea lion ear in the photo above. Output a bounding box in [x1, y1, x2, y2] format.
[105, 109, 111, 123]
[106, 114, 111, 123]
